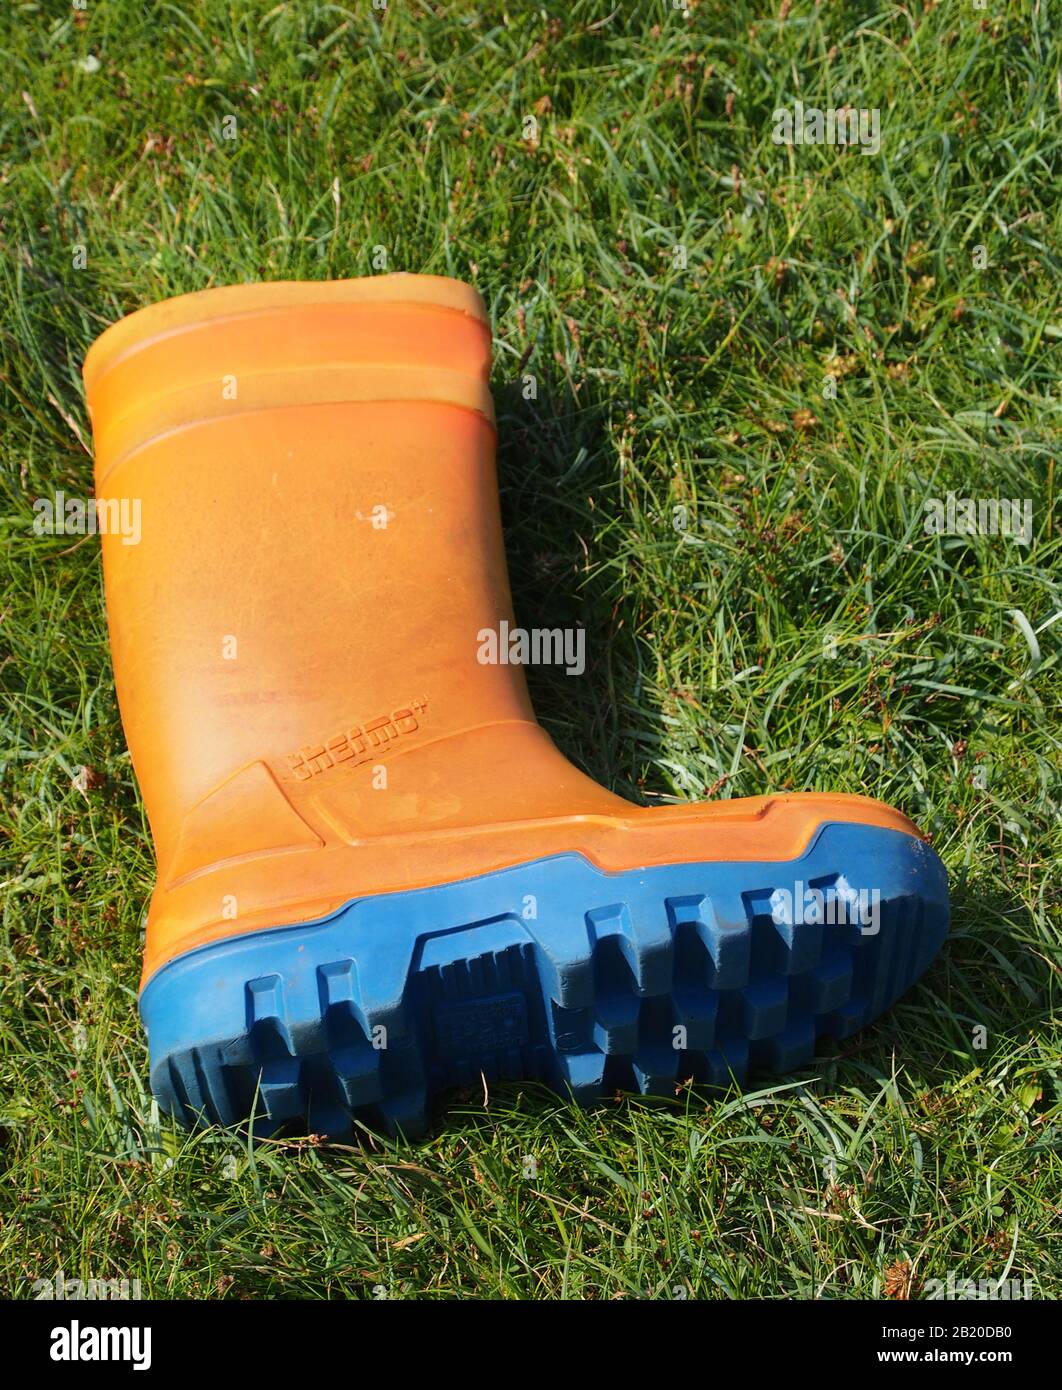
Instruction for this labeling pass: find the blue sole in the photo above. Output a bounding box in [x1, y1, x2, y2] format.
[141, 822, 949, 1139]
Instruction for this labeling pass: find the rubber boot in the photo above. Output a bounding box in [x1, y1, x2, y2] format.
[84, 275, 948, 1138]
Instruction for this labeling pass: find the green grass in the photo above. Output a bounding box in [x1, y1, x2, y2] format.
[2, 0, 1060, 1300]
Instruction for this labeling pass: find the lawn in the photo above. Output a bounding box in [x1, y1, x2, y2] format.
[1, 0, 1059, 1300]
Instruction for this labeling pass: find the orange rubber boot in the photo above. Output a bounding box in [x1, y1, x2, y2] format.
[84, 276, 948, 1137]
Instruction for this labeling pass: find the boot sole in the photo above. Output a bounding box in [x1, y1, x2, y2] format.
[140, 822, 949, 1139]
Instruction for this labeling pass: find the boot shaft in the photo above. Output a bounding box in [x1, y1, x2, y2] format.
[86, 278, 536, 872]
